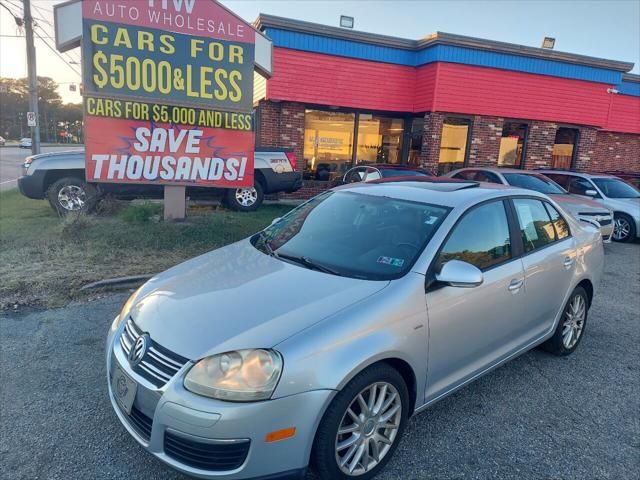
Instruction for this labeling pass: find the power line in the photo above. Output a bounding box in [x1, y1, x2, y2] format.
[33, 29, 81, 77]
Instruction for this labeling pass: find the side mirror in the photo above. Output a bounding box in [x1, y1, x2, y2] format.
[584, 189, 598, 197]
[435, 260, 483, 288]
[270, 217, 282, 226]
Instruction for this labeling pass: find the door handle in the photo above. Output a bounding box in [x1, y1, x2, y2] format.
[508, 278, 524, 293]
[563, 256, 575, 269]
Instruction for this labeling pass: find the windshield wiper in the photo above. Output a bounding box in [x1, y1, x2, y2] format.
[257, 231, 279, 258]
[277, 253, 341, 276]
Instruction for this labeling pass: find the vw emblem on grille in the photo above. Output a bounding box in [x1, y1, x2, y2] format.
[128, 333, 149, 366]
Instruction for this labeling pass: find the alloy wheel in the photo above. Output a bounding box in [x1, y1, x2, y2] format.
[57, 185, 87, 211]
[234, 187, 258, 207]
[561, 293, 586, 349]
[335, 382, 402, 476]
[613, 217, 631, 241]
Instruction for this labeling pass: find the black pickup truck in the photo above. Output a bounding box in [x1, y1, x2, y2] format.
[18, 148, 302, 213]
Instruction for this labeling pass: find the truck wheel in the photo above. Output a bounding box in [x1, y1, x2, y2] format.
[224, 181, 264, 212]
[46, 177, 99, 215]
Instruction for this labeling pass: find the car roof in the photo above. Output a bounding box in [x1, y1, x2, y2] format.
[336, 178, 541, 209]
[537, 169, 619, 179]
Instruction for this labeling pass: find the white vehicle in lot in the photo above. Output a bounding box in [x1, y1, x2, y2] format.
[18, 148, 302, 213]
[19, 137, 32, 149]
[539, 170, 640, 242]
[446, 168, 615, 242]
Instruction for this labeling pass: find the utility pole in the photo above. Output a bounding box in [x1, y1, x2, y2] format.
[23, 0, 41, 155]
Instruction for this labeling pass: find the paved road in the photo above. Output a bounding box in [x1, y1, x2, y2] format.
[1, 243, 639, 480]
[0, 146, 84, 191]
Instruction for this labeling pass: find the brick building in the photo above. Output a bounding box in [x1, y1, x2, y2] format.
[252, 15, 640, 198]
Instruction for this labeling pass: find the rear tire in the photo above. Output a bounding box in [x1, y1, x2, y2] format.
[223, 181, 264, 212]
[612, 213, 635, 242]
[542, 286, 589, 356]
[46, 177, 99, 215]
[311, 363, 409, 480]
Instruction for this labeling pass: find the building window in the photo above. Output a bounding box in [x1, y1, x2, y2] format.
[498, 122, 528, 168]
[408, 117, 424, 166]
[552, 128, 579, 169]
[303, 110, 355, 181]
[356, 115, 404, 165]
[438, 117, 471, 175]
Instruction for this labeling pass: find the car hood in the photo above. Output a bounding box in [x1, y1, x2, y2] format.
[550, 194, 610, 215]
[604, 197, 640, 218]
[128, 239, 389, 360]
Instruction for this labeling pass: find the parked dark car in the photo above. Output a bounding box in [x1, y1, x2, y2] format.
[18, 148, 302, 213]
[337, 164, 434, 185]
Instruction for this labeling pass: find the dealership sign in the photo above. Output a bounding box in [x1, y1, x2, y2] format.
[81, 0, 258, 187]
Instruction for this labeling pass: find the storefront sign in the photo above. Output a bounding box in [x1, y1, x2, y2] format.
[81, 0, 256, 187]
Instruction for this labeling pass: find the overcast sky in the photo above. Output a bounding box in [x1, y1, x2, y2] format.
[0, 0, 638, 104]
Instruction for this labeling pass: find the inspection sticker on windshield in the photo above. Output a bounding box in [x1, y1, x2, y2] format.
[377, 256, 405, 267]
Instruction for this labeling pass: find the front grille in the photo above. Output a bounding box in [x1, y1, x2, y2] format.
[119, 318, 189, 388]
[164, 431, 250, 471]
[128, 405, 153, 441]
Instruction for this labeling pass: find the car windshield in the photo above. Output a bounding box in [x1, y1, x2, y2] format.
[592, 178, 640, 198]
[380, 169, 429, 177]
[502, 173, 565, 194]
[253, 191, 450, 280]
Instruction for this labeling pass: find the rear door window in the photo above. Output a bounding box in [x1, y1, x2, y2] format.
[513, 199, 557, 252]
[544, 203, 571, 240]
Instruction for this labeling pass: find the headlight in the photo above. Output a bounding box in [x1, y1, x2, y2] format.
[184, 349, 283, 402]
[111, 287, 141, 331]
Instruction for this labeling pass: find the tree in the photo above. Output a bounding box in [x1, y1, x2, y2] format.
[0, 76, 82, 142]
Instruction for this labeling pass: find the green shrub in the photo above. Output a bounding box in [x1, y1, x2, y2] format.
[120, 202, 162, 224]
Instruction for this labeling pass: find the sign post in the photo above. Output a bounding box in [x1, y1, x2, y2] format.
[77, 0, 266, 220]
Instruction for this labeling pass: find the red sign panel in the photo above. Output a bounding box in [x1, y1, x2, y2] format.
[81, 0, 256, 188]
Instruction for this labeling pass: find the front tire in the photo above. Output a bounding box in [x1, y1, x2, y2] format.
[46, 177, 99, 215]
[311, 363, 409, 480]
[612, 213, 636, 242]
[542, 286, 589, 356]
[223, 181, 264, 212]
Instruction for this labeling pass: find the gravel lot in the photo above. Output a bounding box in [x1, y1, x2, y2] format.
[1, 242, 638, 480]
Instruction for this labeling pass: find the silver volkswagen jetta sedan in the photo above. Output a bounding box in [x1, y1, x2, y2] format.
[106, 178, 604, 480]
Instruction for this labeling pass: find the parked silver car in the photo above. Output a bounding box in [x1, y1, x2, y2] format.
[538, 170, 640, 242]
[106, 178, 604, 480]
[446, 167, 614, 241]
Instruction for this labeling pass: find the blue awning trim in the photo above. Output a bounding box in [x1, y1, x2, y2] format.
[266, 28, 623, 85]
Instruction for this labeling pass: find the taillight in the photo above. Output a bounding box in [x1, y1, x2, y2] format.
[285, 151, 297, 171]
[23, 156, 33, 168]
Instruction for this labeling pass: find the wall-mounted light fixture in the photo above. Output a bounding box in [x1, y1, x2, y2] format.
[541, 37, 556, 49]
[340, 15, 354, 29]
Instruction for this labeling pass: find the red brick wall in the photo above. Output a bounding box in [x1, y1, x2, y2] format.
[590, 131, 640, 173]
[419, 112, 445, 172]
[468, 116, 504, 167]
[524, 121, 557, 169]
[257, 100, 305, 172]
[574, 127, 598, 172]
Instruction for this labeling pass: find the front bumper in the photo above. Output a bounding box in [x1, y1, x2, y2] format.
[17, 170, 47, 199]
[106, 321, 334, 479]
